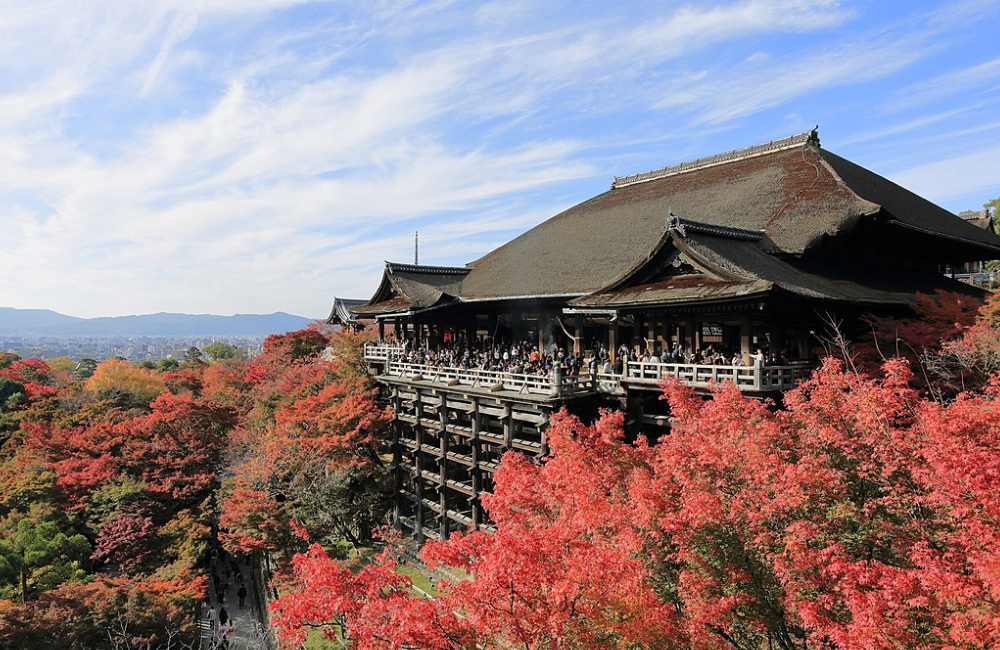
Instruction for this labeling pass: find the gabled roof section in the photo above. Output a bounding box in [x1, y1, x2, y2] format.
[324, 297, 368, 325]
[571, 215, 986, 310]
[353, 262, 469, 317]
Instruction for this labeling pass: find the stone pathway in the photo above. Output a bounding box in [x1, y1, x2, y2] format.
[199, 552, 271, 649]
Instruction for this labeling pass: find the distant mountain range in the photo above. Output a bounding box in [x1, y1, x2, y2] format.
[0, 307, 315, 337]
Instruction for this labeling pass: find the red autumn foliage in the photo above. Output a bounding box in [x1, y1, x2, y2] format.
[0, 571, 205, 648]
[218, 478, 290, 554]
[271, 357, 1000, 650]
[219, 328, 389, 555]
[0, 359, 58, 400]
[856, 290, 983, 387]
[271, 534, 473, 650]
[113, 394, 235, 503]
[91, 512, 156, 574]
[25, 394, 235, 507]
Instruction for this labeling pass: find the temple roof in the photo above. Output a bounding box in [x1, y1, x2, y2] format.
[324, 297, 369, 325]
[455, 129, 1000, 303]
[352, 262, 469, 316]
[571, 216, 985, 310]
[354, 130, 1000, 315]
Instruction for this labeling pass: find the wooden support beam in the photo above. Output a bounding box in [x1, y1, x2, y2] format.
[439, 394, 449, 540]
[470, 398, 482, 528]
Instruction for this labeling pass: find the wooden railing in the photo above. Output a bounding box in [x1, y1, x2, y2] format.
[622, 362, 811, 391]
[381, 360, 595, 397]
[365, 345, 811, 394]
[364, 343, 406, 361]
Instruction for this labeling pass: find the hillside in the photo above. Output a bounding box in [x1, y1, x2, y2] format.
[0, 307, 314, 336]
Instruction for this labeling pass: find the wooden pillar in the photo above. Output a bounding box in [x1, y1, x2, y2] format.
[768, 317, 784, 357]
[378, 320, 386, 342]
[439, 393, 449, 540]
[646, 319, 655, 353]
[470, 399, 482, 529]
[413, 389, 424, 542]
[683, 316, 695, 352]
[394, 320, 401, 340]
[537, 314, 545, 354]
[391, 387, 402, 528]
[503, 407, 513, 450]
[740, 316, 752, 366]
[487, 313, 498, 349]
[609, 321, 618, 362]
[574, 314, 584, 355]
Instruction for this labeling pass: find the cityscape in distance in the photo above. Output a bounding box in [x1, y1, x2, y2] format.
[0, 307, 315, 362]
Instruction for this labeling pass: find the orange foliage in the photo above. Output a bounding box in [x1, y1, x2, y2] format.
[84, 358, 167, 406]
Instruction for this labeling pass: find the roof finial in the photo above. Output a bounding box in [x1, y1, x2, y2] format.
[808, 125, 820, 147]
[414, 231, 419, 266]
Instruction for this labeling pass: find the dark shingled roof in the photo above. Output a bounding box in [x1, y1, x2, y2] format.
[353, 263, 469, 316]
[456, 132, 1000, 302]
[572, 221, 986, 310]
[324, 297, 368, 325]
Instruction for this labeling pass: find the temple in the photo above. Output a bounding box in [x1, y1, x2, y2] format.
[349, 129, 1000, 540]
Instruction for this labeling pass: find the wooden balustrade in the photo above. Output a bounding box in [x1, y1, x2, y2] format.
[365, 345, 811, 394]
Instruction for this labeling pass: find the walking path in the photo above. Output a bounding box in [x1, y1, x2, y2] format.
[199, 550, 271, 649]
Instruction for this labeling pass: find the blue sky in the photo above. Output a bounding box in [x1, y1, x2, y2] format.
[0, 0, 998, 318]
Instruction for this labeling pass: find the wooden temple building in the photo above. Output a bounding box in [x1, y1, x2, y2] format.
[348, 129, 1000, 541]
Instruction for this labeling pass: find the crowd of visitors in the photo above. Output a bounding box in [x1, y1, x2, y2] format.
[379, 338, 791, 379]
[386, 340, 586, 377]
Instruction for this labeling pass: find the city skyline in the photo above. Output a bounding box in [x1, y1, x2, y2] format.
[0, 0, 998, 318]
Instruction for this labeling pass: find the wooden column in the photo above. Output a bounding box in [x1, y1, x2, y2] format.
[740, 316, 752, 366]
[768, 318, 785, 356]
[470, 399, 482, 529]
[488, 313, 498, 342]
[394, 320, 402, 340]
[391, 386, 402, 528]
[574, 314, 584, 355]
[378, 320, 385, 342]
[609, 321, 618, 362]
[412, 389, 424, 542]
[439, 393, 449, 540]
[503, 406, 513, 450]
[683, 316, 695, 352]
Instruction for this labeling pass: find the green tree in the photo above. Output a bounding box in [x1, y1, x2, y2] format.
[0, 506, 90, 603]
[0, 353, 19, 371]
[985, 196, 1000, 234]
[0, 378, 25, 412]
[202, 341, 246, 361]
[182, 347, 204, 367]
[73, 358, 97, 381]
[155, 357, 179, 372]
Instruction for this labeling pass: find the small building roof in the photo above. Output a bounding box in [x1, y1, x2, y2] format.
[352, 262, 469, 317]
[958, 209, 994, 232]
[324, 297, 369, 326]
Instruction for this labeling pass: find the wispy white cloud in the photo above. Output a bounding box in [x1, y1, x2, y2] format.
[890, 142, 1000, 203]
[0, 0, 996, 318]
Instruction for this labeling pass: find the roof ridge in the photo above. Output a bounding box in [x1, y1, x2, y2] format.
[612, 127, 820, 189]
[385, 261, 470, 275]
[668, 216, 764, 242]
